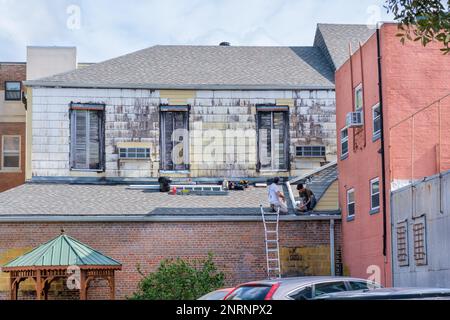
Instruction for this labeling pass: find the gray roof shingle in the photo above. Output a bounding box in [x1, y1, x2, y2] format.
[24, 45, 335, 89]
[314, 23, 376, 70]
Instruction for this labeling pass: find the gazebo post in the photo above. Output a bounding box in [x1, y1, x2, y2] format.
[35, 270, 42, 300]
[80, 269, 87, 300]
[10, 277, 17, 300]
[109, 274, 116, 300]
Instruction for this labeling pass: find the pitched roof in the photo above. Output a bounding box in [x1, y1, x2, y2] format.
[314, 23, 376, 70]
[0, 182, 339, 220]
[24, 45, 335, 90]
[3, 234, 121, 268]
[290, 162, 338, 203]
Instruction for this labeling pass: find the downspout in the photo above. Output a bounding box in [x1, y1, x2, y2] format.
[376, 26, 388, 260]
[330, 219, 335, 276]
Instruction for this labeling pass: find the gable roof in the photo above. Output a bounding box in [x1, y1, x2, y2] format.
[314, 23, 376, 70]
[290, 161, 338, 203]
[3, 233, 121, 268]
[24, 45, 335, 90]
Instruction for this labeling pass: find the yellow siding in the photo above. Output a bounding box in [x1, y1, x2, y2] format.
[314, 180, 339, 211]
[159, 90, 196, 100]
[276, 99, 294, 107]
[117, 142, 151, 148]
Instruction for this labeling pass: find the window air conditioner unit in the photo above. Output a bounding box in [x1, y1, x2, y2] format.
[346, 111, 364, 128]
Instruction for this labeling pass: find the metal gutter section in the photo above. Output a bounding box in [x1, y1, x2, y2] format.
[22, 81, 335, 91]
[0, 214, 342, 223]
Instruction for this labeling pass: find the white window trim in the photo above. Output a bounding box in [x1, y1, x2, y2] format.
[372, 103, 381, 138]
[370, 177, 381, 211]
[347, 188, 355, 218]
[354, 83, 363, 111]
[340, 128, 349, 158]
[1, 135, 21, 172]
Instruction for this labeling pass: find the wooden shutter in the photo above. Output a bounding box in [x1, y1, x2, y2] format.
[70, 109, 104, 170]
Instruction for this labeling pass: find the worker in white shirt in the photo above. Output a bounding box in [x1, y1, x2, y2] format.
[267, 177, 288, 214]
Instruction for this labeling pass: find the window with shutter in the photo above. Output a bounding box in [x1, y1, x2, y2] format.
[70, 105, 104, 171]
[160, 109, 189, 171]
[257, 110, 289, 171]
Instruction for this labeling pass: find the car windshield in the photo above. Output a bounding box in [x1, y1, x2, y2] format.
[225, 285, 272, 300]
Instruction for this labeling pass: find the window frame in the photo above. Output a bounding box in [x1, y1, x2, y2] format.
[119, 147, 151, 160]
[69, 105, 105, 172]
[347, 188, 355, 220]
[256, 109, 290, 172]
[372, 103, 381, 140]
[340, 128, 349, 160]
[295, 145, 326, 158]
[370, 177, 381, 212]
[4, 81, 22, 101]
[354, 83, 363, 111]
[160, 108, 190, 172]
[1, 135, 21, 171]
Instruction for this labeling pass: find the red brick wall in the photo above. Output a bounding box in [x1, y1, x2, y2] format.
[0, 220, 341, 300]
[0, 122, 26, 192]
[0, 63, 26, 86]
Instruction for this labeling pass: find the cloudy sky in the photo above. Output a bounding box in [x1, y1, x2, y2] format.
[0, 0, 393, 62]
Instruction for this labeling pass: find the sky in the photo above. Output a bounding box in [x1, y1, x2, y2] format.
[0, 0, 394, 62]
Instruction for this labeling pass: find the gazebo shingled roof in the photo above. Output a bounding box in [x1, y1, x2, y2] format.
[4, 234, 121, 268]
[1, 232, 122, 300]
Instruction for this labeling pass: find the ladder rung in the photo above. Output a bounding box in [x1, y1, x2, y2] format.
[267, 249, 279, 252]
[266, 240, 278, 242]
[266, 230, 277, 233]
[268, 268, 280, 271]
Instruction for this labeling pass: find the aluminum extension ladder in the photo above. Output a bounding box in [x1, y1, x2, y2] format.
[260, 205, 281, 279]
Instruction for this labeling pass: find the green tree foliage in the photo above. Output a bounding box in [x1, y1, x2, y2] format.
[385, 0, 450, 53]
[129, 253, 225, 300]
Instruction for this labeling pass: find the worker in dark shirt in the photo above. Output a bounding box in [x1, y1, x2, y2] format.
[296, 184, 316, 212]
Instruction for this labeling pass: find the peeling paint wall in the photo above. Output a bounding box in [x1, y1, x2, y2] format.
[30, 88, 336, 178]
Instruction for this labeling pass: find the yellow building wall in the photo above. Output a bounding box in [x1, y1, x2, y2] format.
[280, 245, 331, 276]
[0, 247, 34, 292]
[314, 180, 339, 211]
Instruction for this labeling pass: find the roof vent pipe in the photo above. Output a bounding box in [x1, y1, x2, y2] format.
[219, 42, 230, 46]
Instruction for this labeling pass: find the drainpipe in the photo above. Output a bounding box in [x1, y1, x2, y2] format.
[330, 219, 335, 276]
[376, 26, 388, 259]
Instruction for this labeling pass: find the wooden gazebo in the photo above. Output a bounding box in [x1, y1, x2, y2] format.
[1, 231, 122, 300]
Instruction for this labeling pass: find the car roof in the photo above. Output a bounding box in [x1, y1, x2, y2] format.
[241, 276, 373, 287]
[316, 287, 450, 300]
[238, 276, 376, 297]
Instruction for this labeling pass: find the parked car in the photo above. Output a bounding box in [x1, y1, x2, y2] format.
[198, 288, 235, 300]
[315, 287, 450, 300]
[224, 276, 381, 300]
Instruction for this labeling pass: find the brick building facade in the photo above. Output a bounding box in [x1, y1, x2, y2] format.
[0, 219, 341, 300]
[0, 63, 26, 192]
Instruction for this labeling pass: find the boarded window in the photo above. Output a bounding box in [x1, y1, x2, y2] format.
[396, 220, 409, 267]
[160, 109, 189, 171]
[413, 216, 427, 266]
[257, 110, 289, 171]
[70, 106, 105, 171]
[1, 135, 20, 169]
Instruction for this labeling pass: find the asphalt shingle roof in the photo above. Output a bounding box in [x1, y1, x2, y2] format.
[24, 45, 335, 89]
[314, 23, 376, 70]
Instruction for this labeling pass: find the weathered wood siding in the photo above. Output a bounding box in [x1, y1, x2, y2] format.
[30, 88, 336, 178]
